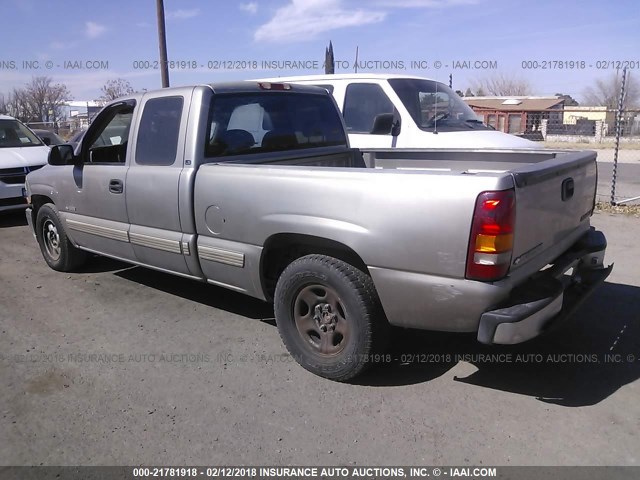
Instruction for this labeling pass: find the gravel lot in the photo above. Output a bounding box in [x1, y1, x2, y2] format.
[1, 210, 639, 467]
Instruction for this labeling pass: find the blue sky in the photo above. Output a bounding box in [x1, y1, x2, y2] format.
[1, 0, 639, 101]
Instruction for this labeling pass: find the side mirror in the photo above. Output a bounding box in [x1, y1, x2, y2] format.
[370, 113, 395, 135]
[48, 144, 76, 166]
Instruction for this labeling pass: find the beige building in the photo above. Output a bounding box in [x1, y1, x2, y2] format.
[562, 106, 616, 134]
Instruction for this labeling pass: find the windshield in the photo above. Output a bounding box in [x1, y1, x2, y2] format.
[388, 78, 488, 132]
[35, 130, 65, 145]
[0, 119, 44, 148]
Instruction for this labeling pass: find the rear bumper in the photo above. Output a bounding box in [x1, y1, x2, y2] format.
[478, 228, 612, 344]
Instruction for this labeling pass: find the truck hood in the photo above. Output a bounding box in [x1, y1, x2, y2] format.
[411, 130, 538, 149]
[0, 146, 50, 169]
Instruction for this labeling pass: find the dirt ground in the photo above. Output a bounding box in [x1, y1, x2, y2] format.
[1, 210, 639, 467]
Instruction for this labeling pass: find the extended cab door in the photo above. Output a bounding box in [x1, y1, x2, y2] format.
[125, 88, 193, 276]
[63, 100, 136, 261]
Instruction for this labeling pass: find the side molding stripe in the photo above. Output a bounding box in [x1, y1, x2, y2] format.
[130, 232, 182, 254]
[198, 245, 245, 267]
[66, 219, 129, 243]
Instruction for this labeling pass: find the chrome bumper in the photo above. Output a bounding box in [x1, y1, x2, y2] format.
[478, 228, 612, 345]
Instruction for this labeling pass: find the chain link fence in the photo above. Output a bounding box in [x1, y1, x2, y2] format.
[469, 68, 638, 206]
[551, 68, 640, 206]
[540, 106, 640, 206]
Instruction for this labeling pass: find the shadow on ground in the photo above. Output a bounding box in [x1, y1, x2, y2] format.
[115, 265, 274, 321]
[360, 281, 640, 407]
[100, 260, 640, 406]
[0, 211, 27, 228]
[75, 255, 133, 274]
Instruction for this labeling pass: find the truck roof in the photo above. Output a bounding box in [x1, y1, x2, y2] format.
[103, 81, 331, 105]
[0, 114, 16, 120]
[207, 81, 330, 95]
[256, 73, 440, 83]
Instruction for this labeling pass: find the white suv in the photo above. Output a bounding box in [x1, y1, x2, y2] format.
[260, 74, 537, 150]
[0, 115, 50, 213]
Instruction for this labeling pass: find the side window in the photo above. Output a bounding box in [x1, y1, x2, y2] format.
[135, 96, 183, 166]
[487, 114, 497, 129]
[508, 114, 522, 134]
[85, 104, 134, 164]
[343, 83, 394, 134]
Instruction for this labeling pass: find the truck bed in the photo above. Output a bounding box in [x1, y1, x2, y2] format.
[360, 148, 587, 173]
[219, 146, 593, 177]
[197, 146, 597, 298]
[358, 148, 599, 285]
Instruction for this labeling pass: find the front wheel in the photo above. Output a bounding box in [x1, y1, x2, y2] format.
[274, 254, 388, 381]
[35, 203, 87, 272]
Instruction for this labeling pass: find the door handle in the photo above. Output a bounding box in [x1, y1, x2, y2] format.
[109, 179, 123, 194]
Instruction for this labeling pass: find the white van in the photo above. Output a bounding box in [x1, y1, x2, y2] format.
[260, 74, 536, 149]
[0, 115, 49, 212]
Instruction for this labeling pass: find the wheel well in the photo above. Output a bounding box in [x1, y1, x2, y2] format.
[30, 195, 54, 223]
[260, 233, 369, 301]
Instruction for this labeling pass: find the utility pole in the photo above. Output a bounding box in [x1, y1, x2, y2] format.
[156, 0, 170, 88]
[354, 46, 359, 73]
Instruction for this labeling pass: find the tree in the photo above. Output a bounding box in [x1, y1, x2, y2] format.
[97, 78, 135, 103]
[455, 89, 464, 97]
[0, 93, 8, 114]
[583, 71, 639, 109]
[1, 77, 70, 123]
[463, 87, 474, 97]
[24, 76, 72, 124]
[471, 73, 532, 96]
[324, 41, 335, 74]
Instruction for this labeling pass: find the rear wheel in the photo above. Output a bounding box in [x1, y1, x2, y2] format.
[36, 203, 87, 272]
[274, 254, 388, 381]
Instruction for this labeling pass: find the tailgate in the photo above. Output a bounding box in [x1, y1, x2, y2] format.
[508, 150, 598, 276]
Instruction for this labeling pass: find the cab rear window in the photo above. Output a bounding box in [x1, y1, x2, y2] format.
[205, 92, 347, 158]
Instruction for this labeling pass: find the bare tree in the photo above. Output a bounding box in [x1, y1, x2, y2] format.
[583, 71, 639, 109]
[0, 93, 8, 114]
[97, 78, 135, 103]
[470, 73, 532, 96]
[19, 76, 72, 124]
[555, 93, 579, 106]
[6, 87, 35, 121]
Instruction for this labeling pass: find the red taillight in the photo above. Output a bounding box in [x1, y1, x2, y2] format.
[466, 189, 515, 281]
[258, 82, 292, 91]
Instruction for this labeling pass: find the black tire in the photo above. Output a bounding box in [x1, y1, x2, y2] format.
[274, 254, 389, 381]
[35, 203, 87, 272]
